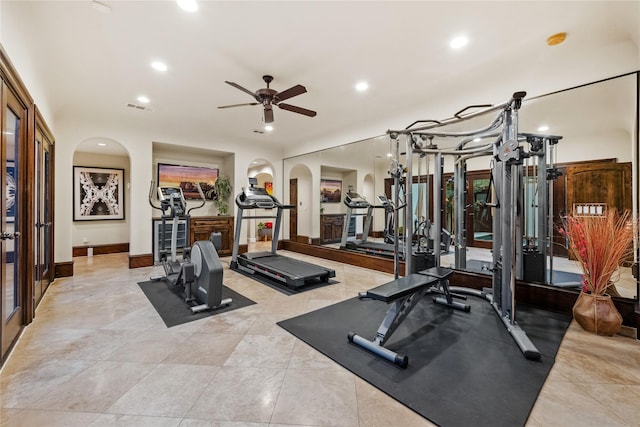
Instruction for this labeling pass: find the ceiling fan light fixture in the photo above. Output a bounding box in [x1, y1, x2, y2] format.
[218, 75, 317, 125]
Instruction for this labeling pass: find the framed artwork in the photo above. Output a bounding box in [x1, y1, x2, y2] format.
[320, 179, 342, 203]
[6, 161, 16, 223]
[73, 166, 125, 221]
[157, 163, 219, 200]
[265, 182, 273, 195]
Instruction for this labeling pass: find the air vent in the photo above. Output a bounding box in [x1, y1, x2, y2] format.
[126, 103, 153, 112]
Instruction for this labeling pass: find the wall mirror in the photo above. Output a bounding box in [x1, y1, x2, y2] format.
[283, 72, 638, 302]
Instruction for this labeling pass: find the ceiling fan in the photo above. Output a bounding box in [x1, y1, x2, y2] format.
[218, 75, 317, 124]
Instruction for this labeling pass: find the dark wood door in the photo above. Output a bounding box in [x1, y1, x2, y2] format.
[566, 162, 632, 213]
[289, 178, 298, 240]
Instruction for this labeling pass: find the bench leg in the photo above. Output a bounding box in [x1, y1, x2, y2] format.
[348, 286, 430, 368]
[432, 278, 470, 312]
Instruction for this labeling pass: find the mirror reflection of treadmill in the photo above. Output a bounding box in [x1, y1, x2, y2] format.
[340, 192, 405, 259]
[231, 183, 335, 289]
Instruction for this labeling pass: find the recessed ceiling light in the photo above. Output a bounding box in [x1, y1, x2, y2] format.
[97, 143, 107, 147]
[450, 36, 468, 49]
[151, 61, 168, 72]
[177, 0, 198, 12]
[538, 125, 550, 132]
[264, 125, 274, 132]
[387, 153, 393, 158]
[137, 96, 150, 104]
[355, 81, 369, 92]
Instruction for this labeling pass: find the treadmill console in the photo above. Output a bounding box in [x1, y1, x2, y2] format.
[237, 185, 279, 209]
[377, 195, 391, 206]
[344, 191, 370, 208]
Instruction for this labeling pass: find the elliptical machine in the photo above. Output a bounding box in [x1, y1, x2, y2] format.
[149, 182, 231, 314]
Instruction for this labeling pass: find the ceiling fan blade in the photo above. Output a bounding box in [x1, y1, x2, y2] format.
[278, 103, 317, 117]
[275, 84, 307, 102]
[224, 81, 258, 100]
[264, 107, 274, 123]
[217, 102, 259, 109]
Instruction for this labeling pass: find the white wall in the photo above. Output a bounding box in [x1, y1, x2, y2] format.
[52, 112, 282, 263]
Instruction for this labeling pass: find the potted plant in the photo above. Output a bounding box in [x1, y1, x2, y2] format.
[560, 209, 636, 336]
[213, 175, 232, 215]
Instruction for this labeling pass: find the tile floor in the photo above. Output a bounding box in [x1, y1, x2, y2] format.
[1, 244, 639, 426]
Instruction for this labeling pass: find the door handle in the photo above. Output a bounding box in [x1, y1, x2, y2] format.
[1, 231, 20, 240]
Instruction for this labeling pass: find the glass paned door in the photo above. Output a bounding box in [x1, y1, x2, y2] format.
[33, 131, 53, 307]
[1, 86, 25, 359]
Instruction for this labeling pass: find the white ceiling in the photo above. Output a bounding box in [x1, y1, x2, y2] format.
[1, 1, 639, 158]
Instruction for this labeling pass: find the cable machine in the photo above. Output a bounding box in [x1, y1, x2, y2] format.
[387, 91, 562, 360]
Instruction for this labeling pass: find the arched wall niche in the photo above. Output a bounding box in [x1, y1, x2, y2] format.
[71, 137, 130, 249]
[247, 158, 275, 242]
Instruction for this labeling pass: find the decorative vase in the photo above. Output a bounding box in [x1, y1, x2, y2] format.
[572, 291, 622, 336]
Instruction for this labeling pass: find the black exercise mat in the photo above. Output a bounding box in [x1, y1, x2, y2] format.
[278, 294, 571, 427]
[234, 268, 338, 296]
[138, 280, 256, 327]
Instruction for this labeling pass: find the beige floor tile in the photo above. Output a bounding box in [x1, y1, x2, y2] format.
[88, 413, 182, 426]
[195, 310, 260, 335]
[355, 378, 436, 427]
[1, 357, 94, 408]
[105, 330, 191, 363]
[246, 313, 298, 336]
[270, 369, 358, 426]
[106, 364, 220, 417]
[0, 409, 99, 427]
[529, 379, 630, 426]
[187, 366, 286, 422]
[287, 340, 347, 371]
[223, 334, 296, 369]
[33, 360, 155, 412]
[162, 332, 244, 366]
[179, 420, 269, 427]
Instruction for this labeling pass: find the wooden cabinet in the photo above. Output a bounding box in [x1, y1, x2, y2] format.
[320, 214, 345, 244]
[190, 216, 234, 256]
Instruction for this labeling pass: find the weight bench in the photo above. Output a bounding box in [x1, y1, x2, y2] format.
[348, 269, 470, 368]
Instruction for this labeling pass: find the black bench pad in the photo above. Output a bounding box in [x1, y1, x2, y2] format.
[417, 266, 454, 280]
[366, 274, 438, 303]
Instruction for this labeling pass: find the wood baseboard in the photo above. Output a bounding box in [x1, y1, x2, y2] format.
[295, 235, 309, 244]
[54, 261, 73, 278]
[73, 242, 129, 257]
[129, 254, 153, 269]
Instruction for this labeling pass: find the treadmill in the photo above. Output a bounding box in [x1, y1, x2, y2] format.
[340, 191, 405, 259]
[230, 179, 336, 289]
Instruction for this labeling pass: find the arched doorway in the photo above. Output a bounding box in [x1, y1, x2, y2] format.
[71, 137, 130, 255]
